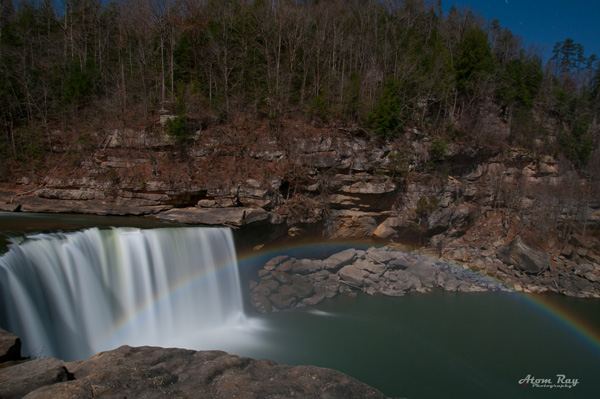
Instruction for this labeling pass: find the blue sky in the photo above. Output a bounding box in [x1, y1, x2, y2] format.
[443, 0, 600, 63]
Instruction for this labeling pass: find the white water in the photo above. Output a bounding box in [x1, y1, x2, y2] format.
[0, 227, 251, 361]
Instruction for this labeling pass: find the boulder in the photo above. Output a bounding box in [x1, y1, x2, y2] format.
[269, 292, 298, 309]
[0, 328, 22, 363]
[265, 255, 290, 268]
[405, 262, 436, 288]
[279, 284, 300, 299]
[355, 259, 386, 277]
[323, 249, 360, 271]
[497, 237, 550, 275]
[366, 248, 397, 264]
[584, 272, 600, 283]
[373, 218, 400, 239]
[310, 270, 332, 282]
[0, 357, 71, 399]
[302, 293, 326, 306]
[391, 270, 422, 292]
[252, 280, 279, 297]
[338, 265, 368, 287]
[290, 274, 315, 297]
[314, 278, 341, 298]
[272, 271, 293, 285]
[290, 258, 324, 274]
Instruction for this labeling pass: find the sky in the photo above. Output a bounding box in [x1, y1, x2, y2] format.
[443, 0, 600, 63]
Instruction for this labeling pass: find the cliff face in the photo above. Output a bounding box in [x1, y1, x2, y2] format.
[1, 117, 599, 296]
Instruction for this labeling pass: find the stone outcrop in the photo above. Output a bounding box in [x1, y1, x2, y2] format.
[250, 247, 508, 313]
[0, 328, 390, 399]
[155, 206, 276, 227]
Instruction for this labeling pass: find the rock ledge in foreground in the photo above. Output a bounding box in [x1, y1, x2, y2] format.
[0, 328, 393, 399]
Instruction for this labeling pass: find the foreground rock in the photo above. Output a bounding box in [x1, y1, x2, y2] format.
[250, 247, 508, 313]
[0, 330, 391, 399]
[0, 328, 22, 364]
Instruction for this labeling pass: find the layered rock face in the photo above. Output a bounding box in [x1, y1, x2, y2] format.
[1, 126, 598, 238]
[0, 328, 390, 399]
[1, 123, 599, 296]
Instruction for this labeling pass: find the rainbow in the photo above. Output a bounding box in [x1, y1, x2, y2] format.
[237, 239, 600, 356]
[96, 237, 600, 356]
[94, 256, 242, 352]
[521, 293, 600, 355]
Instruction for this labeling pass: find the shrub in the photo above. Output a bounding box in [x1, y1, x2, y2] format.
[429, 137, 448, 163]
[416, 195, 440, 216]
[165, 116, 191, 142]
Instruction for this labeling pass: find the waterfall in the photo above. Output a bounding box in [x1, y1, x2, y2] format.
[0, 227, 246, 361]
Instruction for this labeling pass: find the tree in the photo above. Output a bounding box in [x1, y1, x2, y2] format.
[497, 51, 543, 110]
[368, 77, 404, 136]
[551, 39, 584, 75]
[455, 27, 494, 92]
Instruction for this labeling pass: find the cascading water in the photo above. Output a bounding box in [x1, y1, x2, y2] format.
[0, 226, 247, 361]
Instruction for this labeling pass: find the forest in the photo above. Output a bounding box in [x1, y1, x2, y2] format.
[0, 0, 598, 180]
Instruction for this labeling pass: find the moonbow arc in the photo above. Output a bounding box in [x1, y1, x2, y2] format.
[235, 239, 600, 355]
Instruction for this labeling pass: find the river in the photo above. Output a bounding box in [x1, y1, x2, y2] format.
[1, 212, 599, 398]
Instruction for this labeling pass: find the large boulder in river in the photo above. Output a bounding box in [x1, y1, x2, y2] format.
[497, 237, 550, 275]
[339, 264, 369, 286]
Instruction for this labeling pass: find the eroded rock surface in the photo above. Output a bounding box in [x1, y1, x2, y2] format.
[1, 125, 599, 298]
[0, 328, 391, 399]
[250, 247, 507, 313]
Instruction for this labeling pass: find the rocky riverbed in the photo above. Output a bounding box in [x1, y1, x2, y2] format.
[250, 244, 600, 314]
[0, 328, 391, 399]
[250, 247, 505, 314]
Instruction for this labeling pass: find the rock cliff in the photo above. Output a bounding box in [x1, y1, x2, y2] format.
[1, 120, 599, 297]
